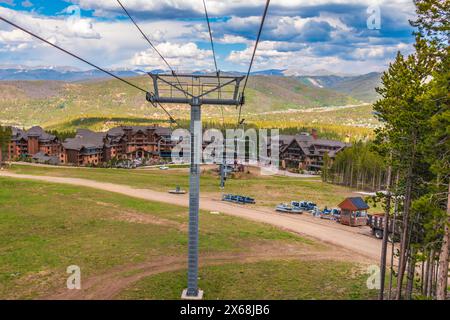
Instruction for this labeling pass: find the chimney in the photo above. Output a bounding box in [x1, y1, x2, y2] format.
[311, 129, 318, 140]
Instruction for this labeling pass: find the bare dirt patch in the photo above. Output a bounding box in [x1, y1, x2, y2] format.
[111, 211, 187, 231]
[41, 241, 369, 300]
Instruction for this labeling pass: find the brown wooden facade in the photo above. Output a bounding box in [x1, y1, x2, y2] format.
[61, 126, 173, 166]
[278, 133, 349, 171]
[8, 127, 61, 161]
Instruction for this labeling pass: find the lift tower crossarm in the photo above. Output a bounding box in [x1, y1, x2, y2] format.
[147, 73, 245, 106]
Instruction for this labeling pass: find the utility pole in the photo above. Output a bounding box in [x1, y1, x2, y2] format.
[147, 73, 244, 299]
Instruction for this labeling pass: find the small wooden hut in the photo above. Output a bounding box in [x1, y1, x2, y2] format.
[338, 197, 369, 227]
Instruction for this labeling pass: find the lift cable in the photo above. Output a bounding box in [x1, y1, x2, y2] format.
[202, 0, 227, 188]
[237, 0, 271, 126]
[116, 0, 188, 98]
[0, 16, 179, 126]
[202, 0, 219, 78]
[201, 0, 225, 128]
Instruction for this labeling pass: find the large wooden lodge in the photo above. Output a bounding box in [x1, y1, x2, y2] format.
[276, 130, 350, 171]
[8, 125, 173, 166]
[7, 126, 349, 169]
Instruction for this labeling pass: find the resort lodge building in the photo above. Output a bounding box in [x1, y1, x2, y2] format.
[8, 126, 61, 160]
[8, 126, 349, 169]
[8, 125, 174, 166]
[277, 131, 349, 171]
[60, 126, 174, 166]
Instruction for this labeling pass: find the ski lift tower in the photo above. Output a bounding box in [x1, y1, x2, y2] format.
[147, 73, 245, 299]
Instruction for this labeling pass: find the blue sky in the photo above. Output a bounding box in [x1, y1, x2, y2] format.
[0, 0, 417, 75]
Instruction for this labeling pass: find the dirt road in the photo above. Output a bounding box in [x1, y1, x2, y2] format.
[0, 171, 382, 261]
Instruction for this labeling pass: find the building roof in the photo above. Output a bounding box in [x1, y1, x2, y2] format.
[62, 129, 105, 151]
[10, 126, 57, 142]
[32, 151, 60, 165]
[338, 197, 370, 211]
[63, 126, 172, 151]
[107, 125, 171, 137]
[278, 134, 350, 158]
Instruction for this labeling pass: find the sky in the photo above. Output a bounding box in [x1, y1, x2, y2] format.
[0, 0, 418, 75]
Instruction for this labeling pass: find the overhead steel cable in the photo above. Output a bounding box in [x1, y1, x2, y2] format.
[201, 0, 225, 128]
[116, 0, 188, 98]
[0, 15, 179, 126]
[237, 0, 271, 126]
[0, 16, 147, 94]
[202, 0, 219, 76]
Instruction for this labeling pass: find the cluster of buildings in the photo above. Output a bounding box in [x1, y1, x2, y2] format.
[7, 126, 349, 170]
[8, 125, 173, 166]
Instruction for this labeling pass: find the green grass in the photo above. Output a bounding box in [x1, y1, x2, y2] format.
[119, 260, 376, 300]
[8, 164, 359, 208]
[0, 177, 316, 299]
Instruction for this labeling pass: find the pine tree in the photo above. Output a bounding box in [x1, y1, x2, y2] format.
[411, 0, 449, 300]
[0, 126, 12, 166]
[321, 152, 331, 182]
[425, 49, 450, 300]
[373, 37, 437, 299]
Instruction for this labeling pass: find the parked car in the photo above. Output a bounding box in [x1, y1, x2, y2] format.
[276, 203, 303, 214]
[320, 208, 333, 219]
[222, 194, 256, 205]
[367, 214, 402, 241]
[276, 203, 293, 213]
[320, 208, 341, 221]
[331, 208, 341, 221]
[242, 196, 256, 204]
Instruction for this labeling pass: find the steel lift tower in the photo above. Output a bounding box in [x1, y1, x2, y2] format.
[147, 73, 245, 299]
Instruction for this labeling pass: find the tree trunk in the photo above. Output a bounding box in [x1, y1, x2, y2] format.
[372, 170, 376, 191]
[423, 251, 430, 296]
[405, 248, 416, 300]
[427, 250, 435, 297]
[350, 162, 354, 188]
[396, 175, 412, 299]
[420, 260, 425, 295]
[396, 133, 417, 300]
[436, 182, 450, 300]
[434, 258, 439, 297]
[362, 170, 366, 190]
[379, 163, 392, 300]
[378, 168, 383, 190]
[388, 171, 401, 299]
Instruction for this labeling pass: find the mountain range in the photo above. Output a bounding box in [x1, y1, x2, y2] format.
[0, 66, 382, 104]
[297, 72, 382, 103]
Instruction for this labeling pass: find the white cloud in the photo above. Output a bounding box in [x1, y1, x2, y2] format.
[227, 39, 413, 74]
[131, 42, 212, 70]
[68, 0, 416, 18]
[0, 1, 418, 73]
[0, 6, 100, 41]
[217, 34, 250, 44]
[0, 29, 32, 42]
[351, 43, 411, 60]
